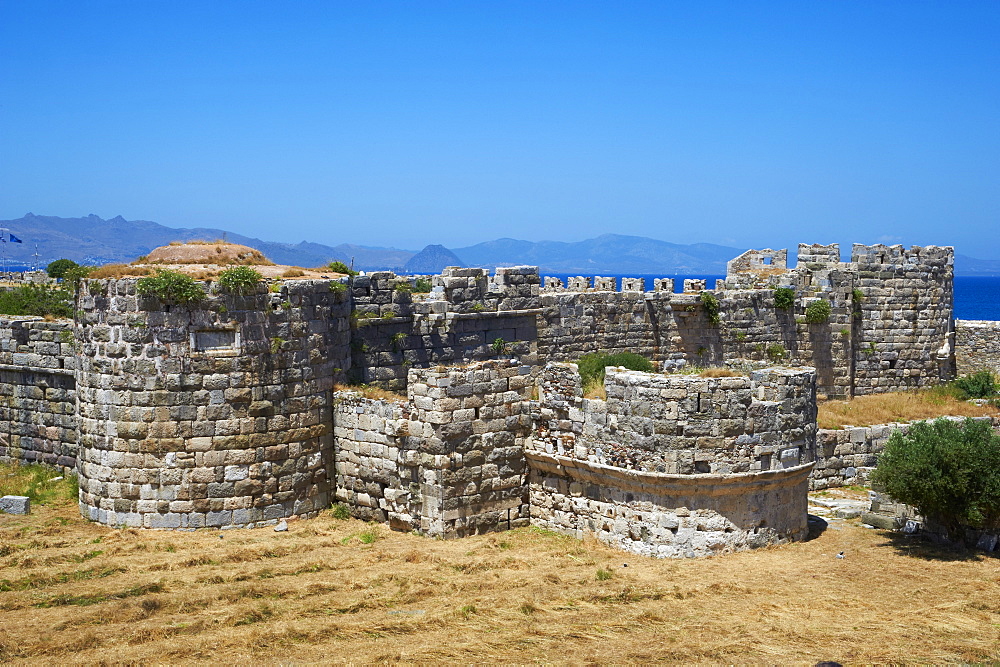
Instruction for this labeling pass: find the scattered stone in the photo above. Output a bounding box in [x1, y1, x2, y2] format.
[0, 495, 30, 515]
[274, 520, 288, 532]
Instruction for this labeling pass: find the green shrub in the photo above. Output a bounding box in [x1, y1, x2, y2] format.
[852, 288, 865, 303]
[773, 287, 795, 310]
[0, 284, 73, 318]
[804, 299, 831, 324]
[136, 270, 205, 304]
[63, 264, 94, 288]
[329, 261, 358, 276]
[577, 352, 654, 391]
[46, 258, 79, 279]
[765, 343, 787, 362]
[394, 282, 412, 293]
[217, 266, 262, 294]
[953, 371, 997, 399]
[329, 503, 351, 520]
[700, 291, 721, 325]
[413, 278, 433, 293]
[871, 418, 1000, 541]
[491, 337, 508, 355]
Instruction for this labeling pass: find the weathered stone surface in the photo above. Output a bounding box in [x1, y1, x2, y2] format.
[0, 495, 30, 514]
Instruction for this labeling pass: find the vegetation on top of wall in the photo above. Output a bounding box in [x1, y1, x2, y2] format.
[413, 278, 433, 293]
[328, 261, 358, 276]
[804, 299, 832, 324]
[136, 269, 206, 304]
[217, 266, 263, 294]
[871, 418, 1000, 542]
[45, 258, 79, 279]
[773, 287, 795, 310]
[577, 352, 654, 396]
[700, 292, 721, 325]
[0, 284, 74, 318]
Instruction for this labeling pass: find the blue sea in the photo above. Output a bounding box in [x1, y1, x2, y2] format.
[544, 273, 1000, 322]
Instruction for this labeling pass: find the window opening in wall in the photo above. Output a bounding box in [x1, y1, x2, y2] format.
[192, 328, 239, 354]
[762, 257, 772, 265]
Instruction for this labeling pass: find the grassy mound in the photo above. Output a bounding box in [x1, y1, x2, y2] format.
[0, 463, 78, 505]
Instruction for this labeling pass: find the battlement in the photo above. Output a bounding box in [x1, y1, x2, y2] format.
[0, 239, 975, 551]
[850, 243, 954, 268]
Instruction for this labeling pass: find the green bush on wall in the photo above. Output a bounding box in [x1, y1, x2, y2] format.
[700, 291, 721, 325]
[217, 266, 263, 294]
[0, 284, 74, 318]
[871, 418, 1000, 542]
[773, 287, 795, 310]
[804, 299, 831, 324]
[136, 269, 205, 304]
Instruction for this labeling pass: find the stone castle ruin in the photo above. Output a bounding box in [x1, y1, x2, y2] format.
[1, 241, 998, 557]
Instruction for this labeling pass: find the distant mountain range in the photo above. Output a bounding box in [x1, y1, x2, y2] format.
[2, 213, 997, 276]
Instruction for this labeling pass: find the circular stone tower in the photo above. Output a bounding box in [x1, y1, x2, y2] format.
[75, 268, 351, 529]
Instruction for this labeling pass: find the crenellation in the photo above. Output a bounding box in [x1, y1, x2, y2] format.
[1, 239, 994, 559]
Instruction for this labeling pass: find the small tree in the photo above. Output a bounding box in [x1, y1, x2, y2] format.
[46, 258, 79, 279]
[871, 418, 1000, 542]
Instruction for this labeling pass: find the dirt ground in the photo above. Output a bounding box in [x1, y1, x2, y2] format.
[2, 499, 999, 664]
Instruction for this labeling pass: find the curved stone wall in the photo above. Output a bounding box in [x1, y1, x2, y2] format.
[75, 277, 350, 528]
[528, 451, 813, 557]
[528, 362, 817, 556]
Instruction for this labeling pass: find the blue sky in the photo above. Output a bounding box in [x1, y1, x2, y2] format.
[2, 1, 999, 257]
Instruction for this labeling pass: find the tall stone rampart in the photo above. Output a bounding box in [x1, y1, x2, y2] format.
[850, 244, 954, 394]
[348, 266, 540, 391]
[0, 317, 78, 469]
[74, 277, 350, 528]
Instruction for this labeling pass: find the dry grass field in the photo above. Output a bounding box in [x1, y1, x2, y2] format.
[3, 493, 1000, 663]
[818, 388, 998, 429]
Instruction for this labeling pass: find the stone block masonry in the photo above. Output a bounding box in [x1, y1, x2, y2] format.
[0, 238, 992, 559]
[74, 278, 351, 529]
[334, 359, 533, 538]
[0, 317, 78, 470]
[526, 363, 816, 557]
[955, 320, 1000, 376]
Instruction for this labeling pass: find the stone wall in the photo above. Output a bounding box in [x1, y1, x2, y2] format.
[334, 360, 533, 538]
[349, 267, 540, 391]
[526, 363, 816, 557]
[812, 416, 1000, 490]
[533, 364, 817, 474]
[850, 244, 954, 394]
[74, 278, 350, 529]
[527, 453, 813, 558]
[0, 317, 77, 469]
[955, 320, 1000, 376]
